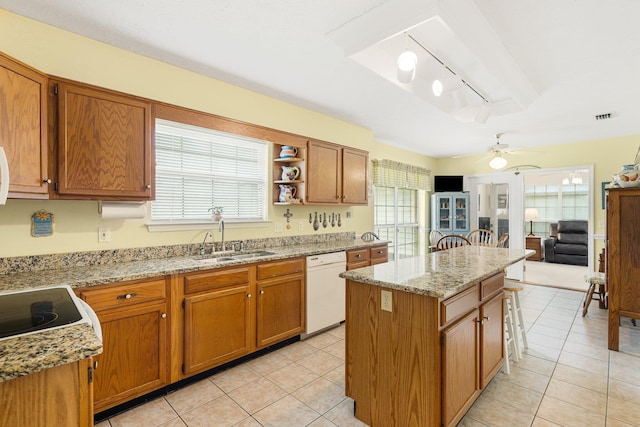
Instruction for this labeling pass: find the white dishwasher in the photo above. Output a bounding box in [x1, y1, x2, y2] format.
[303, 251, 346, 339]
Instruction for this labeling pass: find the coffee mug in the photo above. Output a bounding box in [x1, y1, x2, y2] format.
[279, 146, 298, 158]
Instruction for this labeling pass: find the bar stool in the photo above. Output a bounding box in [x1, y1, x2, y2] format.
[503, 292, 520, 374]
[504, 286, 528, 356]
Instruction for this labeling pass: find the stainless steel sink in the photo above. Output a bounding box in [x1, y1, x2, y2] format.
[194, 251, 276, 263]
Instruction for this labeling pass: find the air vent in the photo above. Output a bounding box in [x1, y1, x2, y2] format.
[594, 113, 612, 120]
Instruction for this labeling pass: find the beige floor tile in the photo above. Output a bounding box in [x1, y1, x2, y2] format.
[466, 394, 535, 427]
[529, 323, 570, 340]
[457, 416, 490, 426]
[562, 339, 610, 362]
[266, 361, 320, 393]
[165, 378, 224, 414]
[211, 364, 263, 394]
[246, 351, 293, 376]
[325, 324, 345, 339]
[565, 330, 608, 347]
[277, 340, 318, 361]
[159, 419, 187, 427]
[110, 398, 178, 427]
[545, 378, 607, 415]
[303, 332, 341, 349]
[500, 364, 551, 393]
[323, 340, 345, 360]
[558, 351, 608, 376]
[228, 377, 288, 414]
[323, 398, 368, 427]
[253, 395, 320, 426]
[180, 395, 249, 427]
[608, 378, 640, 403]
[535, 316, 573, 331]
[297, 349, 343, 376]
[323, 364, 345, 389]
[515, 353, 557, 376]
[293, 377, 345, 414]
[605, 417, 636, 427]
[536, 395, 605, 427]
[95, 421, 111, 427]
[531, 417, 563, 426]
[481, 375, 543, 413]
[607, 395, 640, 426]
[521, 343, 562, 362]
[231, 417, 262, 426]
[551, 363, 608, 394]
[526, 332, 566, 350]
[307, 416, 339, 426]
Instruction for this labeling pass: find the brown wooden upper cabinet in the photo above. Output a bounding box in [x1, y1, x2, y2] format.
[306, 139, 368, 205]
[0, 52, 50, 198]
[53, 80, 153, 200]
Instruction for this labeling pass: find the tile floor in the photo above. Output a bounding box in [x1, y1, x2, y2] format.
[96, 283, 640, 427]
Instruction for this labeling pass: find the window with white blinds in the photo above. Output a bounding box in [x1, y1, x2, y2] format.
[152, 119, 268, 222]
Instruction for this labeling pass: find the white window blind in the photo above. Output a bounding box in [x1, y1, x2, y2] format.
[152, 119, 268, 222]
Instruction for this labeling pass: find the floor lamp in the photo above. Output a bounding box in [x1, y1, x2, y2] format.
[525, 208, 540, 236]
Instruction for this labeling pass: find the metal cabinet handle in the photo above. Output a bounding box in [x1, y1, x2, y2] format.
[161, 313, 167, 319]
[146, 184, 152, 189]
[247, 294, 252, 298]
[336, 195, 340, 199]
[260, 290, 265, 295]
[116, 292, 137, 300]
[355, 254, 361, 258]
[43, 178, 52, 184]
[93, 360, 98, 369]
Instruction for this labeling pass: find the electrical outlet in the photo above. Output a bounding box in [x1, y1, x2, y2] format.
[298, 220, 304, 231]
[381, 290, 392, 312]
[98, 227, 111, 243]
[274, 222, 283, 233]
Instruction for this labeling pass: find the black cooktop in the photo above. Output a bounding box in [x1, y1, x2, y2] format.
[0, 286, 83, 339]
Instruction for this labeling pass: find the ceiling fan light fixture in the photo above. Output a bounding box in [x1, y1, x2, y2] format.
[489, 154, 507, 170]
[432, 75, 463, 97]
[397, 50, 417, 84]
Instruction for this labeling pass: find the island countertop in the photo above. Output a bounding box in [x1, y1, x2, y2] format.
[340, 246, 533, 299]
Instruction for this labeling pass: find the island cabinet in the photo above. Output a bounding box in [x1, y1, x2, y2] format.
[606, 188, 640, 350]
[0, 357, 94, 427]
[77, 277, 170, 412]
[346, 243, 388, 270]
[52, 79, 153, 200]
[346, 272, 504, 427]
[0, 52, 50, 198]
[306, 139, 368, 205]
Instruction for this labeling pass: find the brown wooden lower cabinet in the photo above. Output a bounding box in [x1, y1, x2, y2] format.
[0, 357, 94, 427]
[346, 272, 504, 427]
[77, 277, 170, 413]
[346, 243, 388, 270]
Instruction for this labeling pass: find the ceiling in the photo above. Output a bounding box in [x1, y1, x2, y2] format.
[2, 0, 639, 158]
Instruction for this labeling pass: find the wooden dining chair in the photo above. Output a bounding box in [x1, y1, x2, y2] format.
[435, 234, 471, 251]
[466, 229, 495, 246]
[429, 229, 445, 252]
[496, 233, 510, 248]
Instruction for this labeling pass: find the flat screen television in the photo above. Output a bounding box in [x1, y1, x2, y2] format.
[433, 175, 464, 193]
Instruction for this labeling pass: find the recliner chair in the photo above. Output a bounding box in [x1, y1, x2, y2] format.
[543, 220, 588, 266]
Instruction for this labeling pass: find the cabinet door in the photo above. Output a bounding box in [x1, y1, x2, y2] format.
[434, 195, 453, 232]
[0, 53, 49, 197]
[453, 194, 470, 234]
[92, 302, 169, 412]
[342, 148, 368, 205]
[480, 292, 504, 388]
[183, 284, 253, 375]
[256, 274, 305, 348]
[441, 309, 480, 427]
[306, 140, 341, 204]
[55, 81, 152, 199]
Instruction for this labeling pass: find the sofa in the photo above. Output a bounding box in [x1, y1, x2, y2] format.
[543, 220, 588, 266]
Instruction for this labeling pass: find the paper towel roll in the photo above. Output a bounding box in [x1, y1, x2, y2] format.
[99, 202, 147, 219]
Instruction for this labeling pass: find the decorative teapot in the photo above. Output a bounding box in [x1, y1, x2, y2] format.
[281, 165, 300, 181]
[278, 185, 297, 203]
[279, 146, 298, 158]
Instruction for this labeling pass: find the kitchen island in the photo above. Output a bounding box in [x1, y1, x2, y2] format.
[340, 246, 532, 427]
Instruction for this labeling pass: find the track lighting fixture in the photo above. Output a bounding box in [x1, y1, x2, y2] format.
[397, 50, 417, 84]
[432, 75, 463, 97]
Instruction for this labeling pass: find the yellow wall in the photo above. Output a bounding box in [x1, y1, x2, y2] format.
[0, 10, 436, 258]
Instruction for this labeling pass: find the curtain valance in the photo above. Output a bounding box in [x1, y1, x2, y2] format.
[372, 159, 431, 191]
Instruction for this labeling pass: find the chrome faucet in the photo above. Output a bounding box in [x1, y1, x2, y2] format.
[200, 231, 214, 256]
[218, 219, 225, 252]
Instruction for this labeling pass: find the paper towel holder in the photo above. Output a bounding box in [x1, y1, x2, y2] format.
[98, 201, 147, 219]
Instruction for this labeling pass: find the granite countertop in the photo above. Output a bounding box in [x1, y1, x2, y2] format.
[0, 238, 385, 382]
[340, 246, 533, 299]
[0, 323, 102, 382]
[0, 239, 387, 292]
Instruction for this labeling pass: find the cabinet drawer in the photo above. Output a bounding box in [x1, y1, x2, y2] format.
[184, 266, 252, 294]
[441, 285, 478, 327]
[79, 278, 166, 312]
[480, 273, 504, 301]
[257, 258, 304, 280]
[370, 245, 388, 260]
[347, 249, 369, 265]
